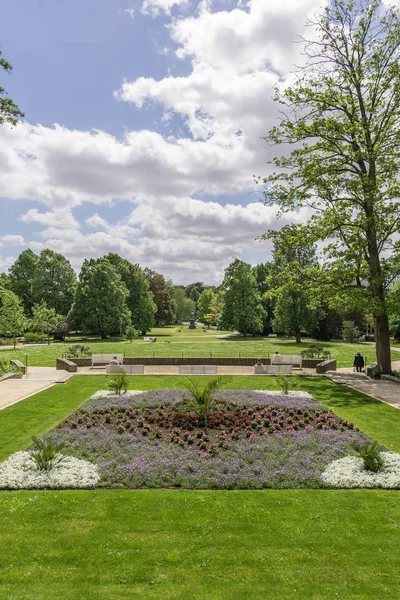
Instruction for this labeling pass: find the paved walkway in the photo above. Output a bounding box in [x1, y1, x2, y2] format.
[0, 368, 72, 411]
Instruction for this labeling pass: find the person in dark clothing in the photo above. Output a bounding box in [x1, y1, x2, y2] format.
[353, 352, 365, 372]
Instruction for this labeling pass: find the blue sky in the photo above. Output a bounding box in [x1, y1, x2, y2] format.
[0, 0, 324, 283]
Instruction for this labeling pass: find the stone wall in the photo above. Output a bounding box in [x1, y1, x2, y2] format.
[315, 359, 337, 373]
[56, 358, 78, 372]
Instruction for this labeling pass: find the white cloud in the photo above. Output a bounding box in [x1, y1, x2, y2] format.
[124, 8, 135, 19]
[0, 254, 16, 273]
[141, 0, 189, 17]
[0, 235, 25, 248]
[0, 0, 326, 282]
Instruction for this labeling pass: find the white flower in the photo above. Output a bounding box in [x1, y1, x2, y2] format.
[90, 390, 144, 399]
[0, 452, 100, 490]
[321, 452, 400, 489]
[254, 391, 312, 398]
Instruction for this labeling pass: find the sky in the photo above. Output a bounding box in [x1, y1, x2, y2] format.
[3, 0, 393, 285]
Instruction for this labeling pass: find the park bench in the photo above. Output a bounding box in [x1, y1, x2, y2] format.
[271, 355, 302, 368]
[144, 337, 155, 342]
[106, 364, 145, 375]
[10, 359, 26, 374]
[91, 354, 124, 368]
[268, 333, 278, 338]
[179, 365, 218, 375]
[252, 364, 293, 375]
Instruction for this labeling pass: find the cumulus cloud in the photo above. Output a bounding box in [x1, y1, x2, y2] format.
[0, 235, 26, 248]
[0, 0, 326, 282]
[141, 0, 189, 17]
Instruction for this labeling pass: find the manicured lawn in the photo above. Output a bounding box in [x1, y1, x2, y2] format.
[1, 376, 400, 598]
[0, 333, 381, 367]
[0, 489, 399, 599]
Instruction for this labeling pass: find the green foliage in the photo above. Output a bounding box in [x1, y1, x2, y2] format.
[28, 436, 65, 471]
[258, 0, 400, 372]
[0, 288, 27, 348]
[174, 376, 231, 428]
[107, 373, 129, 396]
[31, 249, 77, 316]
[300, 344, 331, 360]
[0, 48, 24, 126]
[172, 287, 196, 322]
[276, 375, 297, 395]
[8, 249, 38, 315]
[31, 301, 62, 344]
[143, 268, 174, 326]
[197, 289, 215, 325]
[220, 259, 265, 336]
[67, 345, 91, 358]
[24, 332, 46, 344]
[353, 442, 384, 473]
[125, 325, 139, 343]
[69, 258, 131, 338]
[341, 321, 358, 344]
[105, 254, 156, 334]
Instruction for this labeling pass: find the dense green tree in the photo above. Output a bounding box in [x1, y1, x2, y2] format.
[205, 291, 225, 327]
[220, 259, 265, 336]
[31, 249, 77, 316]
[197, 289, 215, 325]
[0, 288, 27, 348]
[259, 0, 400, 372]
[0, 48, 24, 126]
[143, 268, 174, 326]
[252, 263, 275, 335]
[105, 254, 156, 334]
[172, 287, 196, 322]
[342, 320, 359, 344]
[308, 305, 343, 341]
[31, 301, 61, 345]
[185, 282, 205, 304]
[0, 273, 10, 289]
[8, 249, 38, 315]
[70, 258, 130, 338]
[267, 226, 318, 343]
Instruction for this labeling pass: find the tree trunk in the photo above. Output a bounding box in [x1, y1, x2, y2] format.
[374, 313, 392, 373]
[295, 330, 301, 344]
[13, 336, 16, 350]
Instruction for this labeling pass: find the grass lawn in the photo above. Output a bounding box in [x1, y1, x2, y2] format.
[0, 327, 381, 367]
[0, 488, 399, 599]
[1, 376, 400, 599]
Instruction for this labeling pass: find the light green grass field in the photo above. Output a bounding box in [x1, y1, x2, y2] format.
[0, 326, 381, 367]
[1, 376, 400, 599]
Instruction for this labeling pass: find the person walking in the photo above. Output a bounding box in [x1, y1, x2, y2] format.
[353, 352, 365, 372]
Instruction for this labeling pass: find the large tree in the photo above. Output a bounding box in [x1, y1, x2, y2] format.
[260, 0, 400, 373]
[266, 226, 318, 343]
[0, 48, 24, 126]
[70, 258, 130, 338]
[197, 288, 215, 325]
[172, 287, 196, 322]
[143, 268, 174, 326]
[105, 254, 156, 334]
[31, 301, 62, 345]
[31, 249, 77, 316]
[0, 288, 27, 348]
[220, 259, 265, 336]
[8, 249, 38, 315]
[252, 263, 275, 335]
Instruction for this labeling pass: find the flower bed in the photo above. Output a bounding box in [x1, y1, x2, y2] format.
[321, 453, 400, 489]
[45, 389, 369, 489]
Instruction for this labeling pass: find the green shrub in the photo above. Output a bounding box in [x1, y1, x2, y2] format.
[300, 344, 331, 360]
[276, 375, 297, 395]
[353, 442, 384, 473]
[28, 436, 66, 471]
[67, 344, 91, 358]
[107, 373, 129, 396]
[24, 332, 46, 344]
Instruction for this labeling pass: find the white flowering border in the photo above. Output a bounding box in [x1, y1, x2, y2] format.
[0, 452, 100, 490]
[90, 390, 144, 400]
[321, 452, 400, 489]
[255, 390, 312, 398]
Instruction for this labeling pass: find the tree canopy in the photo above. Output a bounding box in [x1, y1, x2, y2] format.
[31, 249, 77, 316]
[259, 0, 400, 372]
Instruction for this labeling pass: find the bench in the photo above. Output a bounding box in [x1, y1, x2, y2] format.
[268, 333, 278, 338]
[179, 365, 218, 375]
[10, 359, 26, 374]
[144, 337, 155, 342]
[106, 364, 145, 375]
[252, 364, 293, 375]
[91, 354, 124, 367]
[271, 355, 302, 368]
